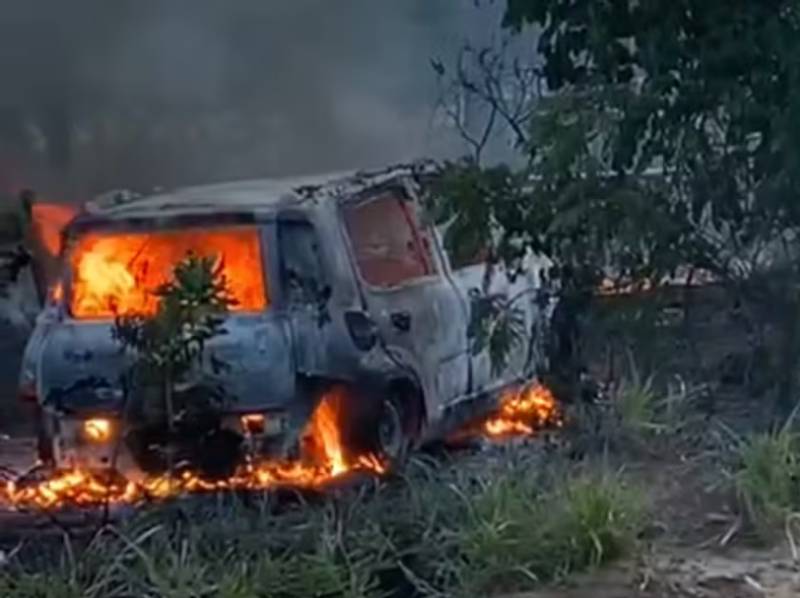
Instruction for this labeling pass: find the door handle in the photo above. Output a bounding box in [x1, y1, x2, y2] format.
[390, 311, 411, 332]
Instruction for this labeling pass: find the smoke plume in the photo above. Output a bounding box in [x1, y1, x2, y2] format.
[0, 0, 506, 200]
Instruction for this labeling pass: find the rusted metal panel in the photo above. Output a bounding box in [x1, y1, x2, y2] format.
[36, 314, 296, 415]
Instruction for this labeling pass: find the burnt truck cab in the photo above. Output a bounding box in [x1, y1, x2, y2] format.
[18, 164, 555, 475]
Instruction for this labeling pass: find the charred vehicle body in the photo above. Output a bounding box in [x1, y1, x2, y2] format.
[17, 164, 555, 476]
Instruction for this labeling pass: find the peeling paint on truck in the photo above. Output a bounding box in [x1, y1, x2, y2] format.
[18, 162, 555, 471]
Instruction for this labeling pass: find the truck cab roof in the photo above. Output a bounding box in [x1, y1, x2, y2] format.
[70, 161, 438, 233]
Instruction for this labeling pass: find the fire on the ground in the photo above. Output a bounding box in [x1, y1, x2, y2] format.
[2, 384, 560, 511]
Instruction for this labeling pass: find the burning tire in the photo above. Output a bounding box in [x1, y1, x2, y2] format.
[335, 381, 421, 473]
[33, 408, 54, 467]
[372, 385, 423, 471]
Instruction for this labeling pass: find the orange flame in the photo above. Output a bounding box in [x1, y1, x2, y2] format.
[22, 202, 79, 298]
[1, 385, 561, 511]
[69, 227, 268, 319]
[30, 202, 78, 258]
[50, 281, 64, 303]
[597, 277, 653, 296]
[302, 389, 349, 476]
[597, 267, 717, 296]
[1, 390, 384, 511]
[482, 383, 562, 438]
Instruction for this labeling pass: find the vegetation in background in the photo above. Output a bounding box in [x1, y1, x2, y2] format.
[431, 0, 800, 418]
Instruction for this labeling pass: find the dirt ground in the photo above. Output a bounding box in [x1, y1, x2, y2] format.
[510, 460, 800, 598]
[511, 547, 800, 598]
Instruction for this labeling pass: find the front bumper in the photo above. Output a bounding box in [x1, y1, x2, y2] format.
[44, 409, 294, 479]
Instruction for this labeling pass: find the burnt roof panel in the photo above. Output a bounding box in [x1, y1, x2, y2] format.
[81, 161, 437, 223]
[64, 162, 439, 239]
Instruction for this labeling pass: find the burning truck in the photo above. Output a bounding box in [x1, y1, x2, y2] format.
[15, 164, 557, 486]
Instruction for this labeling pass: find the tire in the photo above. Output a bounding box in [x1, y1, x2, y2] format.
[34, 409, 54, 467]
[374, 386, 423, 472]
[376, 394, 409, 467]
[326, 381, 422, 473]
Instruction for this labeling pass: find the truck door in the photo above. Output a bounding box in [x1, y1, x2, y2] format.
[276, 217, 331, 377]
[340, 186, 470, 415]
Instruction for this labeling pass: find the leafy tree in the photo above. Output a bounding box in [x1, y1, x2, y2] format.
[433, 1, 800, 413]
[113, 252, 237, 476]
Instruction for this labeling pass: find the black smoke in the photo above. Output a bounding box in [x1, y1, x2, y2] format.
[0, 0, 505, 200]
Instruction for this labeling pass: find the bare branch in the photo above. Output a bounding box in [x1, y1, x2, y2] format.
[434, 38, 543, 160]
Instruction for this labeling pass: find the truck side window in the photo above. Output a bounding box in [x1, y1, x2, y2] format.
[342, 190, 436, 288]
[278, 221, 324, 305]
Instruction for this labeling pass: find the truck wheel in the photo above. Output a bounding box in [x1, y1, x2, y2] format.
[374, 386, 423, 471]
[35, 411, 54, 467]
[377, 395, 408, 466]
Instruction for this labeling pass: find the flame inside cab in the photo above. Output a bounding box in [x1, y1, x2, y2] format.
[67, 226, 268, 318]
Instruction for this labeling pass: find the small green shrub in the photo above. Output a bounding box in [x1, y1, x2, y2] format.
[557, 475, 645, 567]
[616, 375, 659, 432]
[609, 357, 703, 441]
[735, 427, 800, 532]
[453, 470, 645, 596]
[113, 252, 236, 477]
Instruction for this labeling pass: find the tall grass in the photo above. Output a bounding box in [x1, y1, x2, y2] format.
[735, 423, 800, 534]
[454, 471, 645, 596]
[616, 374, 659, 432]
[0, 456, 647, 597]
